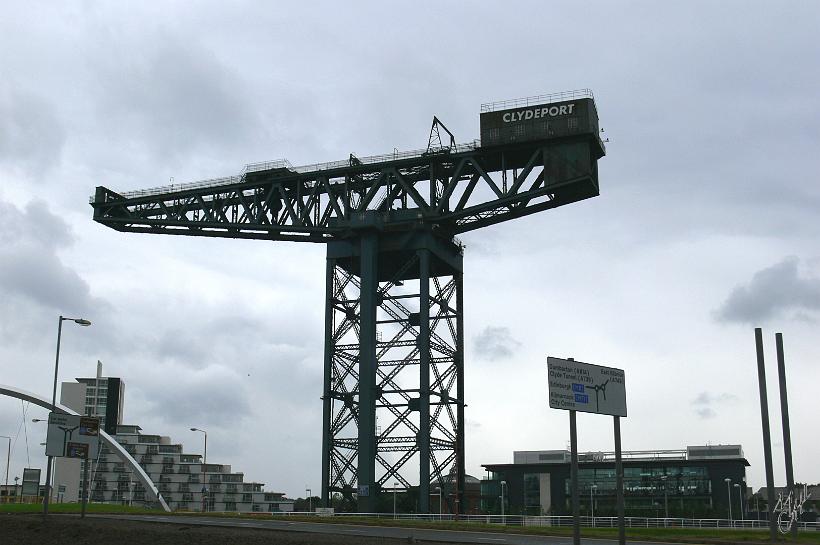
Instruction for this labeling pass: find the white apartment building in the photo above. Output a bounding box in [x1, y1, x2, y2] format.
[55, 364, 293, 513]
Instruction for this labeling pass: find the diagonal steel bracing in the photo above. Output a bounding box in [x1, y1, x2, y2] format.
[321, 233, 463, 512]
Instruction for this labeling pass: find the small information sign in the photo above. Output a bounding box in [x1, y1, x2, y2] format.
[548, 357, 627, 417]
[45, 413, 100, 458]
[21, 468, 41, 496]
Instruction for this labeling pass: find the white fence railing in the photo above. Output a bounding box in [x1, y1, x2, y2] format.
[274, 512, 819, 531]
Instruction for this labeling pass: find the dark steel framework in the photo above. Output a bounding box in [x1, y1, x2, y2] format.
[91, 105, 604, 513]
[322, 232, 464, 511]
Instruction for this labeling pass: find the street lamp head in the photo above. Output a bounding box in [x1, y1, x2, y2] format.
[725, 478, 732, 483]
[190, 427, 198, 431]
[32, 418, 45, 422]
[734, 483, 740, 488]
[74, 319, 91, 326]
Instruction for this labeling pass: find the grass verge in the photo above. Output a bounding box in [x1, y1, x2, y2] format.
[3, 505, 817, 545]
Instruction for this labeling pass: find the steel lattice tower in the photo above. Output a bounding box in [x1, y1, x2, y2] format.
[90, 89, 605, 513]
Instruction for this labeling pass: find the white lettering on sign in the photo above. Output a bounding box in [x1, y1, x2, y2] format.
[547, 357, 627, 417]
[502, 103, 575, 123]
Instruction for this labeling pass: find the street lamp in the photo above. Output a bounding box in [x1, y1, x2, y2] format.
[14, 476, 20, 503]
[591, 484, 597, 527]
[190, 428, 207, 512]
[393, 482, 399, 519]
[734, 483, 743, 522]
[43, 315, 91, 516]
[724, 478, 732, 526]
[435, 486, 442, 519]
[306, 488, 312, 512]
[500, 480, 507, 522]
[0, 435, 10, 494]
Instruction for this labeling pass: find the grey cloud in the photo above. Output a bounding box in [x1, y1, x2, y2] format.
[0, 87, 66, 176]
[473, 326, 521, 362]
[90, 34, 264, 165]
[695, 407, 716, 419]
[692, 391, 738, 420]
[137, 365, 252, 427]
[715, 257, 820, 324]
[143, 312, 319, 373]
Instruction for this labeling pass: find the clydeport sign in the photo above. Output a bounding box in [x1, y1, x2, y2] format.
[548, 357, 627, 417]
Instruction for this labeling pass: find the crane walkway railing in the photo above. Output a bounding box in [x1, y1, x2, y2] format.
[103, 140, 482, 201]
[480, 89, 594, 113]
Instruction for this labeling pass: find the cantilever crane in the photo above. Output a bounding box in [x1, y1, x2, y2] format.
[91, 89, 605, 513]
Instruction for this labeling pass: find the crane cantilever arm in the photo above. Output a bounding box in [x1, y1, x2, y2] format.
[90, 135, 601, 241]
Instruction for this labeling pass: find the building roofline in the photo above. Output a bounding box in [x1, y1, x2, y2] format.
[483, 457, 751, 470]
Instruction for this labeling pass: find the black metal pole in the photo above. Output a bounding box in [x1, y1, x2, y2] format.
[321, 258, 334, 507]
[455, 270, 465, 519]
[614, 416, 625, 545]
[357, 231, 378, 513]
[570, 409, 580, 545]
[754, 328, 777, 541]
[418, 249, 431, 513]
[43, 315, 64, 516]
[81, 452, 89, 518]
[775, 332, 797, 538]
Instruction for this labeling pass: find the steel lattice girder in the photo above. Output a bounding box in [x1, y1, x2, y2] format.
[321, 231, 464, 513]
[91, 138, 602, 242]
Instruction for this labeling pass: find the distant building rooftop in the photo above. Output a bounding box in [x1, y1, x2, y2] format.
[509, 444, 746, 465]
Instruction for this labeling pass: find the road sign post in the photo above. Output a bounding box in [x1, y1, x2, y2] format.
[548, 356, 627, 545]
[45, 413, 100, 517]
[570, 409, 579, 545]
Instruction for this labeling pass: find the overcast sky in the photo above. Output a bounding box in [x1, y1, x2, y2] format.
[1, 1, 819, 499]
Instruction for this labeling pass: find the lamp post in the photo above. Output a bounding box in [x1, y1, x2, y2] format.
[43, 315, 91, 516]
[733, 483, 743, 522]
[435, 486, 442, 519]
[590, 484, 597, 527]
[500, 480, 507, 522]
[0, 435, 10, 494]
[306, 488, 312, 512]
[190, 428, 207, 512]
[393, 482, 399, 519]
[14, 476, 20, 503]
[724, 478, 732, 526]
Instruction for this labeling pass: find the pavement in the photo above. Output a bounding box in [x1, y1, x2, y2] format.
[92, 514, 695, 545]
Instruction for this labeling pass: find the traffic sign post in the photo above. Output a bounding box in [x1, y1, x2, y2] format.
[46, 414, 100, 459]
[44, 413, 100, 518]
[548, 357, 627, 545]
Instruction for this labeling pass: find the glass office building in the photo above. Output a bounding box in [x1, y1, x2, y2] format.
[482, 445, 748, 517]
